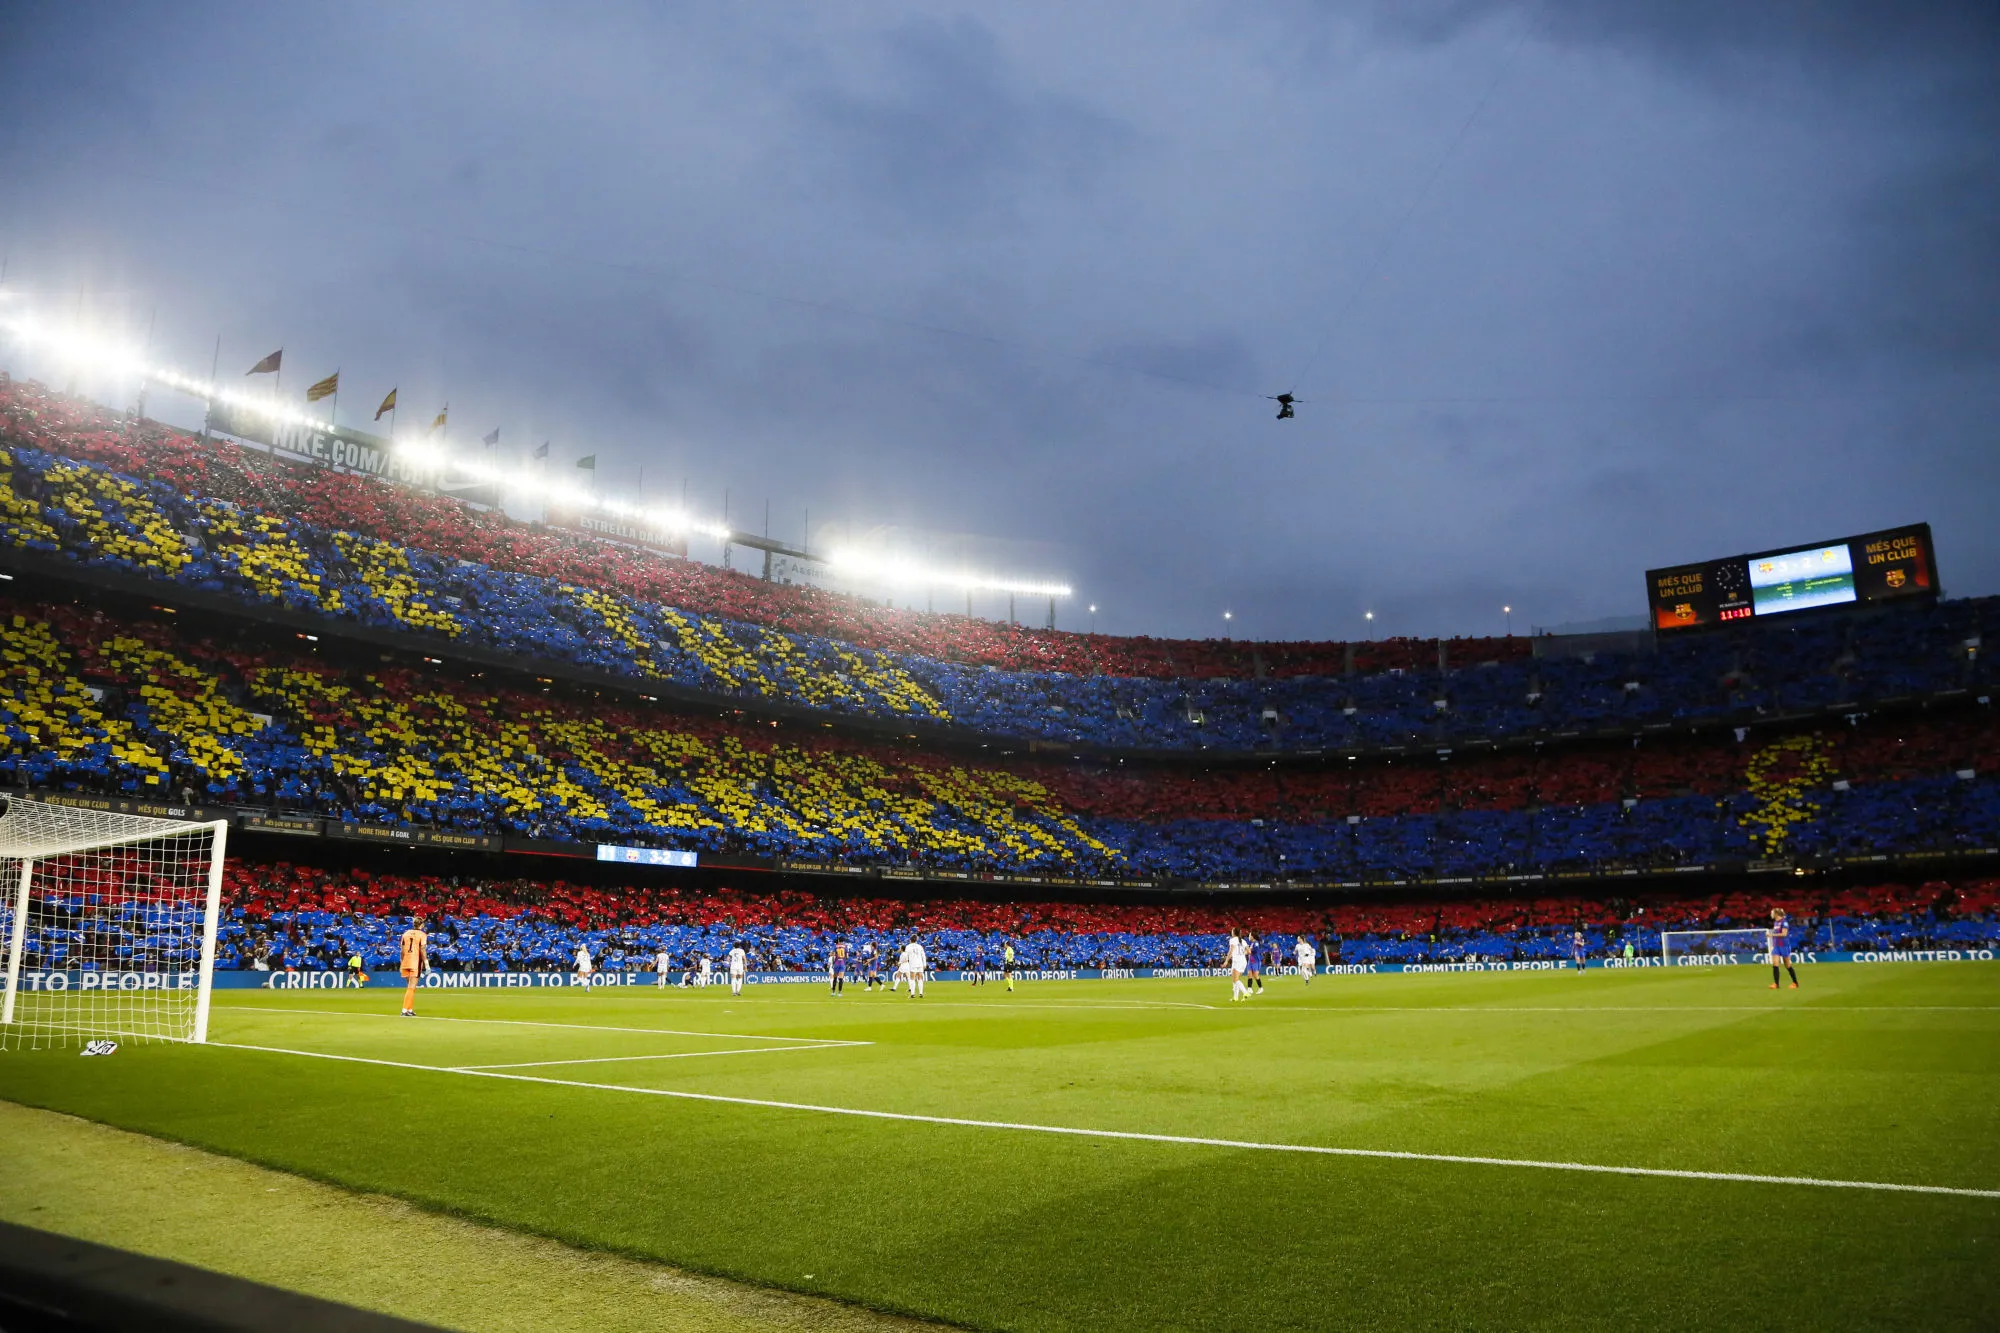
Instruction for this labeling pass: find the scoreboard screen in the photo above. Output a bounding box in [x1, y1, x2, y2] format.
[1647, 523, 1935, 633]
[1749, 544, 1854, 615]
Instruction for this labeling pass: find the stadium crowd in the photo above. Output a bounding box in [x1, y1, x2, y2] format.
[212, 860, 2000, 975]
[2, 376, 1994, 755]
[4, 589, 1999, 885]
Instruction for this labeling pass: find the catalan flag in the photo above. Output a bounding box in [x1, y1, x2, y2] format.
[374, 388, 398, 421]
[305, 370, 340, 402]
[429, 406, 449, 435]
[246, 349, 282, 376]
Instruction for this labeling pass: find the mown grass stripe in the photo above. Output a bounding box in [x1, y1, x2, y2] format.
[211, 1040, 2000, 1201]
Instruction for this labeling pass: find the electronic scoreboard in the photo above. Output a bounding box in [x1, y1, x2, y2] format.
[1646, 523, 1936, 633]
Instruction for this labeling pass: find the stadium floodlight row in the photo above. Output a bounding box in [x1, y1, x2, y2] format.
[0, 372, 1559, 681]
[0, 308, 1074, 600]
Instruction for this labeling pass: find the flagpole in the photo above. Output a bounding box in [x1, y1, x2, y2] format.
[134, 306, 156, 423]
[201, 335, 220, 441]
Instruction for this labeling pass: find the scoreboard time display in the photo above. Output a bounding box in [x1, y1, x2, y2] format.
[1647, 523, 1936, 633]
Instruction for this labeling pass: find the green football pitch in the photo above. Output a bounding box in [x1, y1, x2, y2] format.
[3, 965, 1997, 1331]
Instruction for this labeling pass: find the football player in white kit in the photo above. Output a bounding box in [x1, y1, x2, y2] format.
[1294, 935, 1316, 984]
[697, 954, 713, 988]
[905, 937, 927, 998]
[574, 942, 595, 995]
[891, 941, 909, 993]
[727, 943, 748, 996]
[1226, 931, 1249, 1001]
[654, 948, 672, 988]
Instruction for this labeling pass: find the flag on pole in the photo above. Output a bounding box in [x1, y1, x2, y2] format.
[305, 371, 340, 402]
[533, 441, 549, 459]
[374, 388, 398, 421]
[482, 428, 500, 446]
[246, 349, 282, 376]
[576, 455, 596, 471]
[428, 406, 448, 435]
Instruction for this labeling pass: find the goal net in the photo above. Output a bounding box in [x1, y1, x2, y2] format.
[0, 797, 228, 1051]
[1660, 928, 1770, 966]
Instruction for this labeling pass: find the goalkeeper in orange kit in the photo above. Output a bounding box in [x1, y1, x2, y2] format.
[399, 915, 430, 1017]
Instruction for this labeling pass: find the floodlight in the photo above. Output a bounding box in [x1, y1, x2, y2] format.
[2, 316, 146, 378]
[826, 548, 1070, 598]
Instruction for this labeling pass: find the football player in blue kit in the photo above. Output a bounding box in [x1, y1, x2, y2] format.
[1768, 909, 1800, 989]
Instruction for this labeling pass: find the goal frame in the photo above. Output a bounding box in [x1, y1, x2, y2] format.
[1659, 927, 1770, 966]
[1, 809, 230, 1046]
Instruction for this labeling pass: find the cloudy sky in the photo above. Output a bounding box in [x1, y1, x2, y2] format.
[2, 1, 1994, 640]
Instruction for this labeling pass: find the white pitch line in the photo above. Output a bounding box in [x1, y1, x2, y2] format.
[857, 999, 1220, 1012]
[207, 1041, 2000, 1201]
[1268, 1005, 2000, 1014]
[221, 1005, 843, 1044]
[712, 994, 1221, 1012]
[457, 1041, 868, 1071]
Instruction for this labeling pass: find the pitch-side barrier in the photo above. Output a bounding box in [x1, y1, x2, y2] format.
[11, 950, 1990, 994]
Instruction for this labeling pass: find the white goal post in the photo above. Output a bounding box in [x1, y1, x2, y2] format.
[1660, 928, 1771, 966]
[0, 796, 229, 1051]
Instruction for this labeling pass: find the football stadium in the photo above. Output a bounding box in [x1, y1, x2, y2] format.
[3, 7, 1997, 1331]
[0, 373, 1995, 1329]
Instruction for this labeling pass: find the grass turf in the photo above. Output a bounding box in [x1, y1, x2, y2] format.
[0, 1100, 936, 1332]
[1, 965, 1996, 1330]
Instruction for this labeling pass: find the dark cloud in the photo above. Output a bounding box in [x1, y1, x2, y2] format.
[0, 1, 1994, 640]
[1349, 0, 1999, 75]
[797, 16, 1137, 230]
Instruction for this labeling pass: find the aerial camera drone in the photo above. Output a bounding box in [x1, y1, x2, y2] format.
[1268, 393, 1297, 419]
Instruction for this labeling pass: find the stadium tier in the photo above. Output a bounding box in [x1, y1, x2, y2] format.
[6, 376, 1992, 757]
[4, 586, 1999, 884]
[209, 860, 2000, 974]
[0, 376, 1496, 681]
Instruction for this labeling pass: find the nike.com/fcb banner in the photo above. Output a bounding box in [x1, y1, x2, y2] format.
[206, 401, 434, 487]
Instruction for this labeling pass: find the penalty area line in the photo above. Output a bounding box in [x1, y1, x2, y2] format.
[206, 1041, 2000, 1201]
